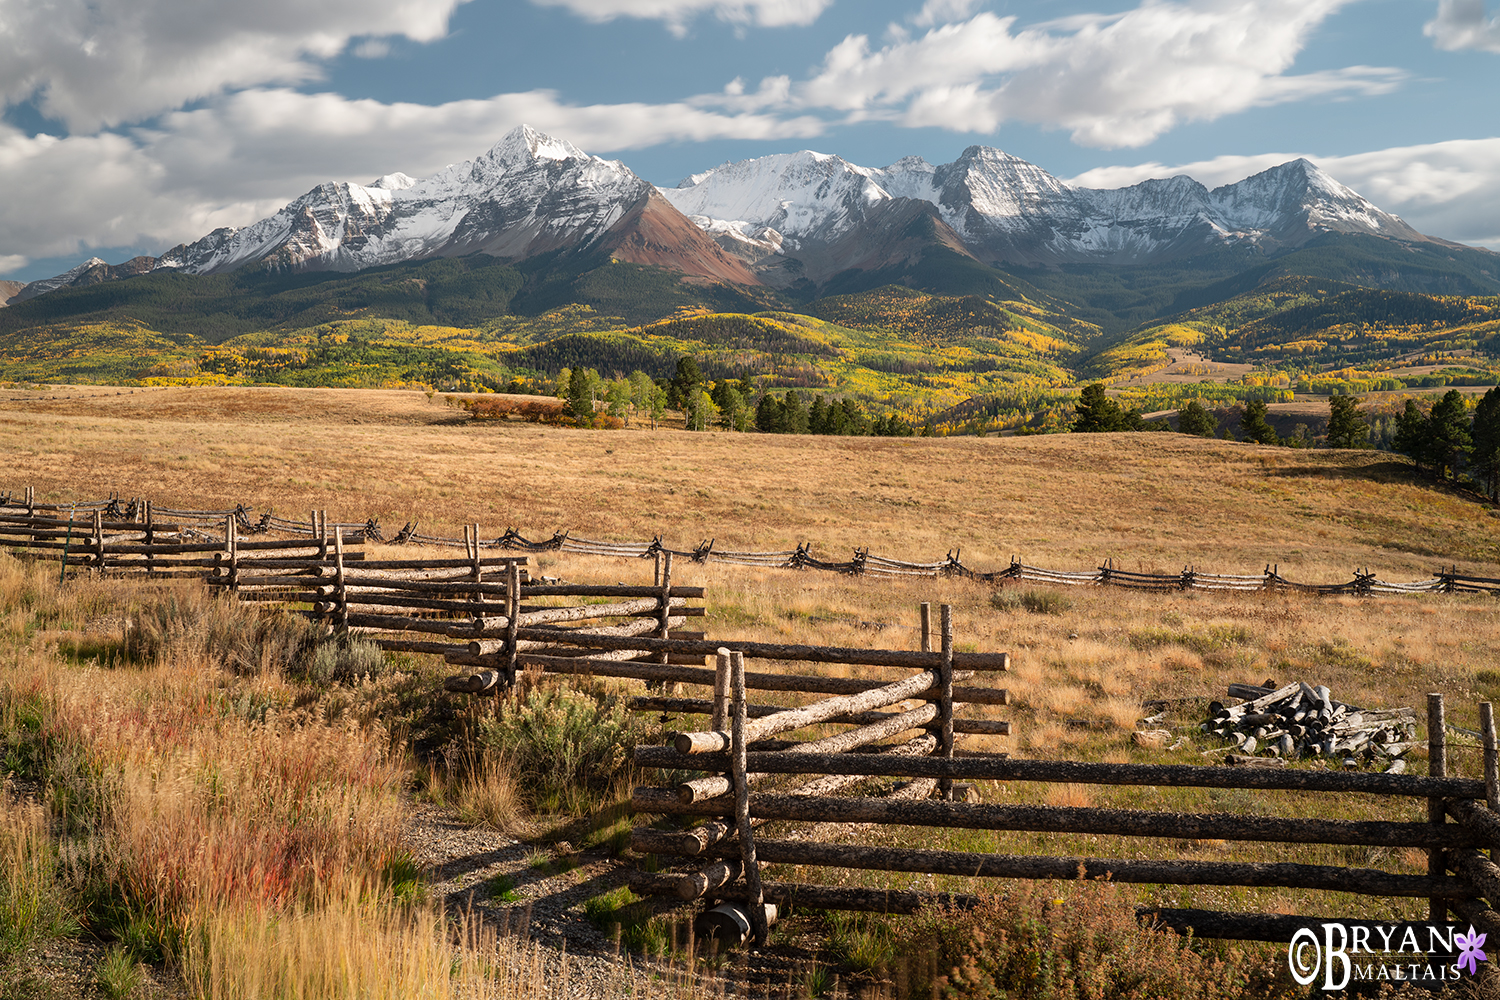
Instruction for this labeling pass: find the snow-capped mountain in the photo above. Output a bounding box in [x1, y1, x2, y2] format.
[662, 148, 1434, 277]
[12, 127, 1448, 304]
[14, 126, 757, 302]
[147, 125, 757, 281]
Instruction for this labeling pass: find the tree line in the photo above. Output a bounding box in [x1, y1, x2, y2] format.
[1071, 380, 1500, 502]
[551, 354, 913, 436]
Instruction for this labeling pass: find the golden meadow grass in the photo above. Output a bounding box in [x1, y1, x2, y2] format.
[5, 386, 1500, 994]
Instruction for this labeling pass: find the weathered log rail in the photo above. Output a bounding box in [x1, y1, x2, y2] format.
[630, 682, 1500, 950]
[3, 489, 1495, 597]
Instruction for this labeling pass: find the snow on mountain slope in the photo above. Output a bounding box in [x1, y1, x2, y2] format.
[665, 145, 1440, 268]
[147, 125, 653, 276]
[17, 128, 1446, 303]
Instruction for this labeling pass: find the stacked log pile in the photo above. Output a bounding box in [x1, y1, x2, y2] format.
[1202, 681, 1417, 769]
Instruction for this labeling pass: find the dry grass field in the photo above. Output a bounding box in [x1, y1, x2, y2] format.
[6, 384, 1500, 997]
[3, 384, 1497, 579]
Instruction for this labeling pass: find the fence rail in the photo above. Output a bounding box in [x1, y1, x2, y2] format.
[2, 487, 1495, 598]
[7, 486, 1499, 948]
[630, 677, 1500, 950]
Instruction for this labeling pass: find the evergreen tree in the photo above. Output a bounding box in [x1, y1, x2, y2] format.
[1071, 383, 1125, 433]
[668, 355, 703, 410]
[1239, 399, 1279, 445]
[808, 395, 830, 435]
[565, 366, 594, 422]
[1428, 389, 1473, 480]
[1176, 400, 1216, 437]
[1393, 399, 1430, 471]
[711, 381, 748, 431]
[782, 390, 809, 434]
[1325, 395, 1369, 449]
[755, 392, 785, 433]
[838, 398, 869, 435]
[1472, 386, 1500, 503]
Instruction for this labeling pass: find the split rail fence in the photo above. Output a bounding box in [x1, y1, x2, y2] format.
[628, 670, 1500, 949]
[3, 487, 1497, 598]
[9, 490, 1500, 946]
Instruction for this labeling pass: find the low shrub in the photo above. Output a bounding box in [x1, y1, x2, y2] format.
[896, 881, 1296, 1000]
[990, 589, 1073, 615]
[475, 679, 650, 815]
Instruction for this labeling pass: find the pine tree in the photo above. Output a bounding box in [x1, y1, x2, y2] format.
[1239, 399, 1279, 445]
[565, 366, 593, 422]
[755, 392, 785, 433]
[1392, 399, 1429, 471]
[1427, 389, 1473, 480]
[668, 355, 703, 410]
[1325, 395, 1369, 449]
[782, 390, 809, 435]
[1472, 386, 1500, 503]
[1072, 383, 1124, 433]
[808, 395, 830, 435]
[1176, 401, 1216, 437]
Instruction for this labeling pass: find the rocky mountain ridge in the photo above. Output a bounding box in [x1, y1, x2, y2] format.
[8, 125, 1465, 305]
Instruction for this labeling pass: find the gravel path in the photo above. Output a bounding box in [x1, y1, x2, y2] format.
[403, 805, 839, 999]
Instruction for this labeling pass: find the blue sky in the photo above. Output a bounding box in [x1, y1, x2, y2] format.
[3, 0, 1499, 283]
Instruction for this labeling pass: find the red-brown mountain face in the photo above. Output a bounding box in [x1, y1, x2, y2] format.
[598, 189, 762, 286]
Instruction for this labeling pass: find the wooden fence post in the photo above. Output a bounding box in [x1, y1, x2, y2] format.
[731, 650, 767, 946]
[1429, 692, 1447, 923]
[657, 551, 674, 664]
[1483, 701, 1498, 865]
[224, 514, 238, 592]
[920, 602, 932, 654]
[144, 500, 155, 577]
[92, 510, 104, 575]
[333, 527, 347, 630]
[712, 648, 731, 732]
[938, 604, 955, 801]
[505, 560, 520, 689]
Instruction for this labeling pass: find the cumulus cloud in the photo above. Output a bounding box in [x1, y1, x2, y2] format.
[776, 1, 1405, 148]
[911, 0, 983, 28]
[0, 88, 827, 268]
[1067, 138, 1500, 248]
[528, 0, 833, 35]
[0, 0, 468, 132]
[1425, 0, 1500, 52]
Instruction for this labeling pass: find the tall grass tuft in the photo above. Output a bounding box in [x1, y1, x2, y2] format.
[0, 799, 77, 957]
[180, 890, 540, 1000]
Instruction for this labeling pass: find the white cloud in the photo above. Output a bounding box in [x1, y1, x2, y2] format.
[0, 255, 29, 274]
[0, 88, 827, 267]
[528, 0, 833, 35]
[1066, 138, 1500, 248]
[0, 0, 468, 132]
[351, 39, 394, 59]
[1425, 0, 1500, 52]
[911, 0, 982, 28]
[779, 0, 1403, 148]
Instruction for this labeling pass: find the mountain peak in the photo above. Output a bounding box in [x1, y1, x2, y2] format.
[488, 124, 588, 166]
[370, 172, 416, 191]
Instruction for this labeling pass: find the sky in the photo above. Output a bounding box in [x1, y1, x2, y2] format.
[2, 0, 1499, 283]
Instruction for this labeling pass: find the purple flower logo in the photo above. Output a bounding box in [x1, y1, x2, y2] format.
[1457, 925, 1488, 976]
